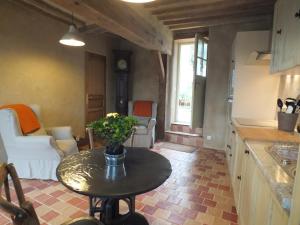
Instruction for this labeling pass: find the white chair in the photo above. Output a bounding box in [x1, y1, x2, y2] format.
[124, 101, 157, 148]
[0, 104, 78, 180]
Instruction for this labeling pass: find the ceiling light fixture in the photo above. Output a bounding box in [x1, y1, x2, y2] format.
[59, 13, 85, 47]
[120, 0, 156, 3]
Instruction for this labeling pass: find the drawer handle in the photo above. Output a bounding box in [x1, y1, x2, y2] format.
[295, 10, 300, 18]
[237, 176, 241, 180]
[232, 130, 236, 134]
[229, 154, 232, 157]
[245, 150, 250, 154]
[276, 29, 282, 34]
[227, 145, 231, 149]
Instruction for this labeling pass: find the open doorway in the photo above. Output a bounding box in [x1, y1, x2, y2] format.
[172, 37, 208, 128]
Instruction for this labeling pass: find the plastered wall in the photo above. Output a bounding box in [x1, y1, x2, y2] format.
[120, 41, 160, 102]
[0, 1, 119, 137]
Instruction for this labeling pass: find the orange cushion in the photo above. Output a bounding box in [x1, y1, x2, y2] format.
[0, 104, 40, 134]
[133, 101, 153, 117]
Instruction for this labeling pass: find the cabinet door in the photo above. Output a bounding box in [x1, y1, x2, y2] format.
[281, 0, 300, 71]
[253, 168, 272, 225]
[232, 135, 244, 211]
[269, 198, 289, 225]
[238, 152, 257, 225]
[271, 0, 287, 73]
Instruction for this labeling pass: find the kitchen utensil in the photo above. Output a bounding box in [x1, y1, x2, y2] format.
[285, 100, 296, 114]
[277, 98, 283, 112]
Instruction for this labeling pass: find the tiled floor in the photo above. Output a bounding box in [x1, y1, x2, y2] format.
[0, 143, 238, 225]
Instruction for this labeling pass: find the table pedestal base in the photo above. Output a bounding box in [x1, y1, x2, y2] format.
[89, 197, 148, 225]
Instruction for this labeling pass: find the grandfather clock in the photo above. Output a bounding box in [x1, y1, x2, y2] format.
[113, 50, 132, 115]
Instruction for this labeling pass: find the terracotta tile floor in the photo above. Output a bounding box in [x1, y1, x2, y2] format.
[0, 143, 238, 225]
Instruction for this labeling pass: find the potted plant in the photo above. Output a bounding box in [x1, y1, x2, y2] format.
[88, 113, 137, 166]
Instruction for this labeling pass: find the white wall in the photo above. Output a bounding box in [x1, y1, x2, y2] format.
[232, 31, 280, 120]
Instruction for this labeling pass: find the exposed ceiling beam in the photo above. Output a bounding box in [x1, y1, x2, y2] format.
[146, 0, 275, 15]
[161, 5, 273, 22]
[44, 0, 173, 54]
[164, 7, 273, 26]
[15, 0, 84, 26]
[145, 0, 223, 10]
[174, 27, 209, 40]
[169, 14, 273, 30]
[155, 1, 274, 20]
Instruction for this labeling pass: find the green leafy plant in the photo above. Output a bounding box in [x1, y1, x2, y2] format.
[88, 113, 138, 155]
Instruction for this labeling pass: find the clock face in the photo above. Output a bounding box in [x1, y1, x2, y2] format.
[117, 59, 128, 70]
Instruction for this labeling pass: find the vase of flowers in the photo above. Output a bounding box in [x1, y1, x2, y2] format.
[88, 113, 137, 166]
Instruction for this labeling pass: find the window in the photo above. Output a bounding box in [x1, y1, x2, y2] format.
[196, 39, 208, 77]
[175, 42, 195, 124]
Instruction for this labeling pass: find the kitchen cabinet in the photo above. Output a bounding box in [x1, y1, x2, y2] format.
[227, 132, 289, 225]
[225, 124, 237, 176]
[238, 149, 257, 225]
[271, 0, 300, 73]
[231, 135, 244, 211]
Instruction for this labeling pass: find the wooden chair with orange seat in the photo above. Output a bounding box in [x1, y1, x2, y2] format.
[0, 163, 103, 225]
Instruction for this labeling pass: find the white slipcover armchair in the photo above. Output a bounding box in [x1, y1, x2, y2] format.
[124, 101, 157, 148]
[0, 104, 78, 180]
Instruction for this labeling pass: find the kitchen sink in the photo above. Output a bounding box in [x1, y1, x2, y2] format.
[267, 143, 299, 179]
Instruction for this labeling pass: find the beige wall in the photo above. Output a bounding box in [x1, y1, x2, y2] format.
[232, 31, 280, 120]
[278, 75, 300, 100]
[120, 41, 160, 102]
[0, 1, 119, 137]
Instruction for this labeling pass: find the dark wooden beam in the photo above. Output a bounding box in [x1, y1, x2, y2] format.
[169, 14, 273, 30]
[145, 0, 223, 10]
[155, 1, 274, 19]
[44, 0, 173, 54]
[152, 51, 168, 140]
[15, 0, 84, 26]
[164, 7, 273, 26]
[174, 28, 209, 40]
[146, 0, 275, 15]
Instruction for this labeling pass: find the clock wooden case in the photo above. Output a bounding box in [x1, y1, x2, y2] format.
[113, 50, 132, 115]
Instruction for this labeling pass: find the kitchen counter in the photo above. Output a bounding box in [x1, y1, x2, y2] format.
[245, 141, 294, 214]
[232, 118, 300, 143]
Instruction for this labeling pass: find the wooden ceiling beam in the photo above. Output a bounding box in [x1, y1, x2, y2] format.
[164, 7, 273, 26]
[161, 5, 273, 22]
[169, 14, 273, 30]
[153, 0, 275, 17]
[15, 0, 84, 26]
[174, 27, 209, 40]
[145, 0, 223, 10]
[43, 0, 173, 54]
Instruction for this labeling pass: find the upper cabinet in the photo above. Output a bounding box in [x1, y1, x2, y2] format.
[271, 0, 300, 74]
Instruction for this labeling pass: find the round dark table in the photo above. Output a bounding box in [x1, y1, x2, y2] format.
[57, 148, 172, 225]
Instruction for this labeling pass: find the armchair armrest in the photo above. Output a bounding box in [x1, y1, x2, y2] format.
[147, 118, 156, 130]
[46, 126, 73, 140]
[13, 136, 63, 159]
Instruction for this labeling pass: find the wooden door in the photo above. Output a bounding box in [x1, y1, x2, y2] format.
[85, 52, 106, 125]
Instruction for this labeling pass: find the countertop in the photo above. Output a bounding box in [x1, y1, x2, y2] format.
[245, 141, 294, 214]
[232, 118, 300, 143]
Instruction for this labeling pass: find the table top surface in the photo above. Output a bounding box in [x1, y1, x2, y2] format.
[56, 148, 172, 198]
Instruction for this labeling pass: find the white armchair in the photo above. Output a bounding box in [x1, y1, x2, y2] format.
[124, 101, 157, 148]
[0, 105, 78, 180]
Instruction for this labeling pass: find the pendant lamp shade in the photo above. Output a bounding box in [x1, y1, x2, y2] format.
[59, 24, 85, 47]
